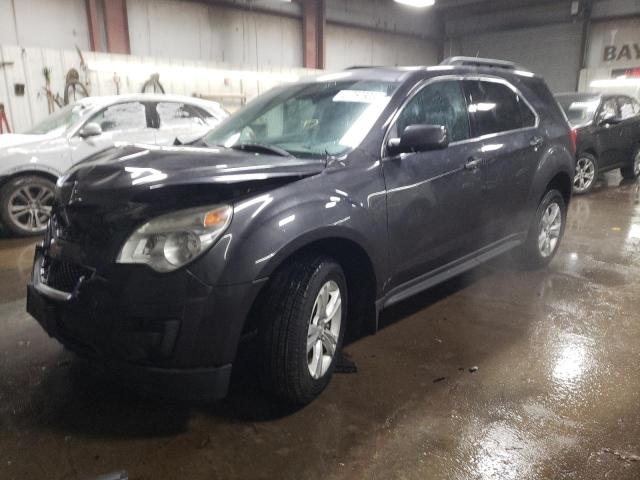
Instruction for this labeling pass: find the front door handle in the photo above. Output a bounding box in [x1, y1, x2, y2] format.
[465, 157, 482, 170]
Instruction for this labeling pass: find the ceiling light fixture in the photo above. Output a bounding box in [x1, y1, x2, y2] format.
[394, 0, 436, 7]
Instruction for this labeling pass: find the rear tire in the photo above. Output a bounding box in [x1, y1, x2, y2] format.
[512, 189, 566, 270]
[259, 255, 347, 405]
[573, 153, 597, 194]
[0, 175, 55, 236]
[620, 147, 640, 180]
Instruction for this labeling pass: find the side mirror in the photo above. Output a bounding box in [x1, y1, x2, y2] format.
[387, 124, 449, 156]
[78, 122, 102, 139]
[598, 112, 620, 126]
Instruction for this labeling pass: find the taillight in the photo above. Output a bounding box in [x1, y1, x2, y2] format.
[569, 128, 577, 155]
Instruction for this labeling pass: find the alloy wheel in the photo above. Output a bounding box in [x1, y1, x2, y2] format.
[538, 202, 562, 258]
[574, 157, 595, 192]
[8, 184, 54, 233]
[307, 280, 342, 380]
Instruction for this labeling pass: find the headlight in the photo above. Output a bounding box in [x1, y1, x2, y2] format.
[116, 204, 232, 272]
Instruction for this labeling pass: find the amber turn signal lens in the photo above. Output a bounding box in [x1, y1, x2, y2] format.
[203, 210, 227, 228]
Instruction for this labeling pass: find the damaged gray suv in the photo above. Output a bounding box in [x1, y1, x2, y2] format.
[27, 58, 575, 404]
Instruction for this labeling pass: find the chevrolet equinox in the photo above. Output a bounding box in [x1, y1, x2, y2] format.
[27, 57, 575, 404]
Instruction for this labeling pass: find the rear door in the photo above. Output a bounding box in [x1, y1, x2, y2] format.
[382, 78, 485, 288]
[462, 78, 540, 241]
[70, 101, 156, 163]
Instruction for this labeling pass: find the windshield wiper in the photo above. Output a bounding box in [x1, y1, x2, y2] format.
[229, 143, 294, 158]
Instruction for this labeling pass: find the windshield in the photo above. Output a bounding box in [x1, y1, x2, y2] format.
[204, 79, 399, 158]
[555, 95, 600, 127]
[26, 103, 87, 135]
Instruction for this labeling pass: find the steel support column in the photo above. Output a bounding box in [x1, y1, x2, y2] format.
[85, 0, 101, 51]
[302, 0, 325, 70]
[104, 0, 130, 54]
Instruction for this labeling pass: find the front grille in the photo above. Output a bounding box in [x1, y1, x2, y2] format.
[43, 258, 93, 293]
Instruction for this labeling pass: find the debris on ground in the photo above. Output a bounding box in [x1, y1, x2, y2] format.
[468, 366, 479, 373]
[601, 448, 640, 463]
[433, 377, 448, 383]
[335, 351, 358, 374]
[197, 434, 211, 449]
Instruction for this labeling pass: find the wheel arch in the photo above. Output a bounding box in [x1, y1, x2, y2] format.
[244, 233, 379, 343]
[544, 171, 572, 207]
[0, 170, 58, 188]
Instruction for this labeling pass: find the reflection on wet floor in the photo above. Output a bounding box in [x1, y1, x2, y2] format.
[1, 171, 639, 480]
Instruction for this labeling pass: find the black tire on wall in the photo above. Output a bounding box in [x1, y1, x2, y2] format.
[259, 254, 347, 405]
[0, 175, 55, 236]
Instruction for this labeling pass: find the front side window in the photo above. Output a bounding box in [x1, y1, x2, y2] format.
[89, 102, 147, 132]
[618, 96, 637, 120]
[156, 102, 207, 128]
[600, 98, 620, 121]
[205, 79, 398, 158]
[464, 80, 535, 137]
[396, 80, 470, 142]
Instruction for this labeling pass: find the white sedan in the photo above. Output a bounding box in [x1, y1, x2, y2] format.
[0, 94, 227, 235]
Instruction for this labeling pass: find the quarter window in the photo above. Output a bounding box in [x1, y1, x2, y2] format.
[463, 80, 535, 137]
[396, 80, 470, 142]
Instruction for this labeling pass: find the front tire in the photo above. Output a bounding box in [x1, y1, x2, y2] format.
[620, 147, 640, 180]
[0, 176, 55, 236]
[259, 255, 347, 405]
[512, 189, 566, 269]
[573, 153, 597, 194]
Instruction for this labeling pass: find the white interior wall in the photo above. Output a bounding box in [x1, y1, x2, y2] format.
[0, 0, 90, 50]
[325, 24, 439, 71]
[0, 44, 318, 134]
[126, 0, 304, 68]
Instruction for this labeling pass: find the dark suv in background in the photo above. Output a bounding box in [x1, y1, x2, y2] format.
[27, 57, 575, 404]
[555, 92, 640, 194]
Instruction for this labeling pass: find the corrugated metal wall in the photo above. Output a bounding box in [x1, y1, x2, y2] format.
[450, 23, 583, 93]
[127, 0, 304, 68]
[0, 0, 90, 50]
[325, 24, 439, 71]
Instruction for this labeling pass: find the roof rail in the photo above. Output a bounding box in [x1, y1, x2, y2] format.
[440, 56, 527, 71]
[343, 65, 382, 70]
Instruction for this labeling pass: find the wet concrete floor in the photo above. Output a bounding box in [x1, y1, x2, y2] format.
[1, 172, 639, 480]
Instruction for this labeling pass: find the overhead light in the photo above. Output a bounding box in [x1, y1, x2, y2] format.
[394, 0, 435, 7]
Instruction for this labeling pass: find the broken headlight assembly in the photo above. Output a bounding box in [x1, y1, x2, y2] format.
[116, 204, 233, 273]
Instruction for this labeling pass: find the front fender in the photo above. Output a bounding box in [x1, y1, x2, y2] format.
[189, 163, 389, 292]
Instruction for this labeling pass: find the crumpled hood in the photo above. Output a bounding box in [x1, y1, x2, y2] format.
[56, 143, 325, 210]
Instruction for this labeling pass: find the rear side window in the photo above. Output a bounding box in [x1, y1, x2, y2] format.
[156, 102, 207, 128]
[396, 80, 470, 142]
[463, 80, 535, 137]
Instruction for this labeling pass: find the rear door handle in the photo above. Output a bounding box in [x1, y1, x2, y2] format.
[530, 136, 544, 149]
[465, 157, 482, 170]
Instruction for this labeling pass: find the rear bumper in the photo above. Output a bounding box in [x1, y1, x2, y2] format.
[27, 245, 263, 400]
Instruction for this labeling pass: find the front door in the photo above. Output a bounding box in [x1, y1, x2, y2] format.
[382, 79, 485, 289]
[595, 97, 625, 168]
[70, 101, 156, 164]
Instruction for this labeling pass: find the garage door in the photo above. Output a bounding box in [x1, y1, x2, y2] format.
[456, 23, 583, 93]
